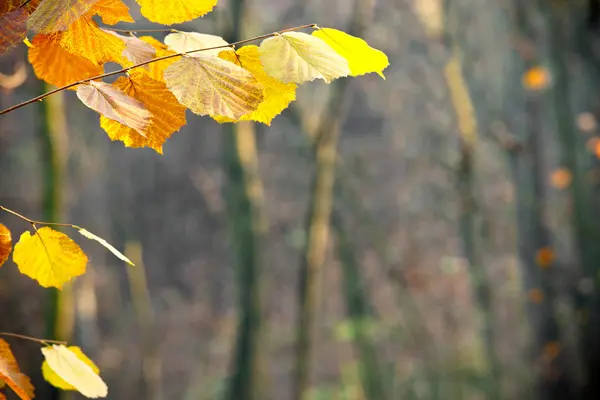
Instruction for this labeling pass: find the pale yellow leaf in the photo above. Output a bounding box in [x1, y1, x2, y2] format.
[259, 31, 349, 84]
[77, 80, 152, 134]
[312, 28, 389, 79]
[135, 0, 218, 25]
[78, 229, 134, 265]
[41, 345, 107, 398]
[42, 346, 100, 391]
[215, 45, 297, 125]
[164, 31, 229, 57]
[13, 227, 88, 289]
[103, 31, 156, 67]
[164, 54, 263, 119]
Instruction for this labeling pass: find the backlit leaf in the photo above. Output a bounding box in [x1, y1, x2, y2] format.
[104, 31, 156, 67]
[0, 224, 12, 268]
[78, 228, 135, 265]
[135, 0, 218, 25]
[216, 45, 297, 125]
[139, 36, 180, 81]
[0, 339, 34, 400]
[91, 0, 133, 25]
[164, 54, 263, 119]
[28, 33, 103, 89]
[42, 345, 107, 398]
[59, 16, 126, 65]
[28, 0, 99, 33]
[0, 8, 28, 55]
[77, 80, 152, 134]
[42, 346, 100, 391]
[164, 31, 229, 57]
[99, 72, 186, 153]
[259, 31, 349, 84]
[312, 28, 389, 79]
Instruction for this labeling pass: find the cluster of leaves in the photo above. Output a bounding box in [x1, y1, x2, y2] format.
[0, 0, 389, 398]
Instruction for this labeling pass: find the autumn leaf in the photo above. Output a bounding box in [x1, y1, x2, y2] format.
[0, 224, 12, 268]
[103, 31, 156, 67]
[138, 36, 180, 81]
[28, 33, 103, 89]
[91, 0, 133, 25]
[12, 227, 88, 289]
[164, 31, 229, 57]
[0, 8, 28, 55]
[59, 16, 126, 66]
[259, 31, 350, 84]
[164, 54, 264, 119]
[0, 339, 34, 400]
[78, 229, 134, 265]
[135, 0, 218, 25]
[215, 45, 297, 125]
[42, 346, 101, 391]
[27, 0, 100, 33]
[99, 71, 186, 153]
[77, 80, 152, 134]
[42, 345, 107, 398]
[312, 28, 389, 79]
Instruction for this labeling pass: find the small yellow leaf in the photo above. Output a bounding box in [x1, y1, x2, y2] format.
[28, 33, 103, 89]
[215, 45, 297, 125]
[0, 224, 12, 268]
[164, 54, 264, 119]
[0, 339, 34, 400]
[259, 31, 350, 84]
[42, 345, 107, 398]
[91, 0, 134, 25]
[13, 227, 88, 289]
[312, 28, 389, 79]
[135, 0, 218, 25]
[78, 229, 135, 265]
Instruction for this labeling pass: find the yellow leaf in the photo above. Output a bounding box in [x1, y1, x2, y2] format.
[135, 0, 218, 25]
[99, 71, 186, 153]
[0, 224, 12, 268]
[42, 346, 100, 392]
[139, 36, 180, 82]
[164, 54, 264, 119]
[78, 229, 134, 265]
[215, 45, 297, 125]
[164, 31, 229, 57]
[0, 339, 35, 400]
[41, 345, 107, 398]
[103, 31, 156, 67]
[312, 28, 389, 79]
[77, 80, 152, 134]
[27, 0, 99, 33]
[28, 33, 103, 89]
[91, 0, 133, 25]
[59, 16, 126, 66]
[12, 227, 88, 289]
[259, 31, 350, 84]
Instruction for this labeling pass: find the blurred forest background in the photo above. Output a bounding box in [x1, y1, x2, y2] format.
[4, 0, 600, 399]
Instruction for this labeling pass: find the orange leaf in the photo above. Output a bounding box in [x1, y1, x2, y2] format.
[27, 0, 99, 33]
[0, 223, 12, 268]
[91, 0, 133, 25]
[28, 33, 103, 89]
[0, 339, 35, 400]
[59, 16, 125, 66]
[100, 71, 186, 153]
[77, 80, 152, 134]
[522, 66, 551, 91]
[550, 168, 571, 189]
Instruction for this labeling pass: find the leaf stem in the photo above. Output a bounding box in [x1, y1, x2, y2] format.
[0, 332, 67, 346]
[0, 23, 318, 116]
[0, 205, 80, 229]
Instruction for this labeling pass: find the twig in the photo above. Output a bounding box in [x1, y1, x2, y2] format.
[0, 205, 80, 229]
[0, 23, 318, 116]
[0, 331, 67, 345]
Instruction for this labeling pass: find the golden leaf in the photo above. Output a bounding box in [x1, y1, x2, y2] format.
[164, 54, 263, 119]
[28, 33, 103, 89]
[27, 0, 99, 33]
[99, 71, 186, 153]
[0, 339, 34, 400]
[138, 36, 180, 82]
[215, 45, 297, 125]
[259, 31, 349, 84]
[77, 80, 152, 134]
[59, 16, 125, 66]
[91, 0, 133, 25]
[312, 28, 389, 79]
[0, 224, 12, 268]
[13, 227, 88, 289]
[135, 0, 218, 25]
[42, 345, 107, 398]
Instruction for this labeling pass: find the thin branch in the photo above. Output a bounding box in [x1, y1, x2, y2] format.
[0, 332, 67, 345]
[0, 205, 80, 229]
[101, 27, 180, 34]
[0, 23, 318, 116]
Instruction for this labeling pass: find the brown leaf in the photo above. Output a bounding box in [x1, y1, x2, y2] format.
[0, 339, 35, 400]
[0, 223, 11, 268]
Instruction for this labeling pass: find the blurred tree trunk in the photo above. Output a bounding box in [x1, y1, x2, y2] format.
[221, 3, 267, 397]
